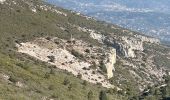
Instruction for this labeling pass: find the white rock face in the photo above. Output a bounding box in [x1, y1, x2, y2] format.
[0, 73, 9, 81]
[120, 35, 160, 58]
[17, 38, 115, 88]
[76, 26, 105, 44]
[82, 25, 160, 58]
[87, 31, 116, 78]
[134, 34, 160, 44]
[121, 36, 144, 58]
[102, 34, 159, 58]
[15, 81, 24, 87]
[0, 0, 6, 4]
[31, 8, 37, 13]
[104, 48, 116, 79]
[90, 32, 105, 43]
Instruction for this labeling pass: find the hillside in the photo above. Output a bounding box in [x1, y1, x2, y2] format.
[47, 0, 170, 43]
[0, 0, 170, 100]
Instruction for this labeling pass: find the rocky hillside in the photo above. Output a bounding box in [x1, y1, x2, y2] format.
[0, 0, 170, 100]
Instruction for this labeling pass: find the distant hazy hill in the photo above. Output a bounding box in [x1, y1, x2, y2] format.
[47, 0, 170, 44]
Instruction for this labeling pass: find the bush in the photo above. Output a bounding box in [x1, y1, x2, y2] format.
[63, 77, 70, 85]
[85, 49, 90, 53]
[47, 56, 55, 62]
[77, 73, 82, 79]
[48, 85, 55, 90]
[9, 76, 18, 83]
[46, 37, 51, 40]
[89, 62, 97, 69]
[50, 68, 55, 75]
[71, 50, 84, 60]
[82, 80, 88, 86]
[68, 84, 73, 91]
[44, 73, 50, 79]
[99, 61, 107, 73]
[88, 90, 93, 100]
[51, 93, 59, 99]
[16, 62, 28, 69]
[108, 89, 114, 94]
[99, 90, 108, 100]
[141, 63, 146, 67]
[118, 90, 125, 95]
[97, 82, 102, 86]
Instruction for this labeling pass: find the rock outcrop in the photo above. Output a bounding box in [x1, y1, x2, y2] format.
[16, 37, 117, 88]
[109, 35, 160, 58]
[90, 31, 105, 43]
[88, 30, 159, 58]
[76, 26, 160, 58]
[104, 48, 116, 79]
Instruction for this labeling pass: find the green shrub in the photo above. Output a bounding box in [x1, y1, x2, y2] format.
[82, 80, 88, 86]
[63, 77, 70, 85]
[89, 62, 97, 69]
[71, 50, 84, 60]
[99, 90, 108, 100]
[16, 62, 28, 69]
[99, 61, 107, 73]
[50, 68, 55, 75]
[8, 76, 18, 83]
[47, 56, 55, 62]
[68, 84, 73, 91]
[88, 90, 93, 100]
[44, 73, 50, 79]
[77, 73, 82, 79]
[48, 85, 55, 90]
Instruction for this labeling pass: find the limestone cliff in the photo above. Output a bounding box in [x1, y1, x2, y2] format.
[78, 26, 160, 58]
[104, 48, 116, 79]
[17, 37, 117, 88]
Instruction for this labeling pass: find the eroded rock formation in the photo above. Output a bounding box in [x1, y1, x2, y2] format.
[16, 37, 117, 88]
[104, 48, 116, 79]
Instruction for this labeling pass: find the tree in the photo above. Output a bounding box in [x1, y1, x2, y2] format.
[99, 90, 108, 100]
[88, 91, 93, 100]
